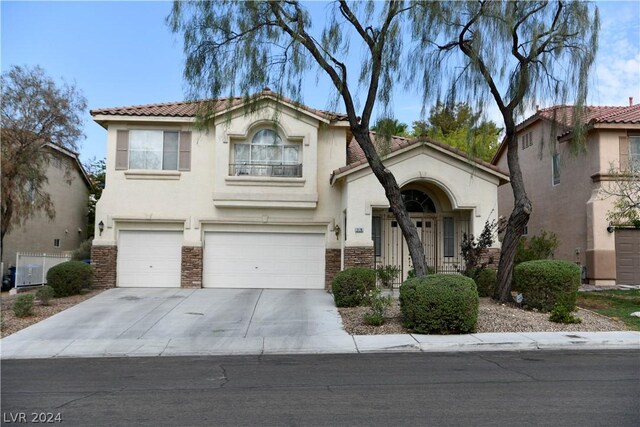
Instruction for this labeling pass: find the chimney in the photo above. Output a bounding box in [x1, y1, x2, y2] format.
[536, 105, 540, 112]
[630, 97, 634, 106]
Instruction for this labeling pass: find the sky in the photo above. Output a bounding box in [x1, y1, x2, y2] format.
[2, 1, 639, 165]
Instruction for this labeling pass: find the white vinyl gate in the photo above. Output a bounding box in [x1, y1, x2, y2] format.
[15, 252, 72, 287]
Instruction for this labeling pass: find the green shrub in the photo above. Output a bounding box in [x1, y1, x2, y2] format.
[13, 294, 35, 318]
[513, 260, 580, 312]
[47, 261, 93, 297]
[515, 231, 559, 265]
[399, 274, 479, 334]
[470, 268, 497, 297]
[549, 304, 582, 324]
[376, 265, 400, 290]
[363, 312, 385, 326]
[71, 239, 92, 261]
[331, 268, 376, 307]
[36, 285, 55, 306]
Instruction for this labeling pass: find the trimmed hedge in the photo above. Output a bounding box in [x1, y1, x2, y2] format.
[470, 268, 497, 297]
[331, 268, 376, 307]
[513, 260, 580, 312]
[46, 261, 93, 297]
[399, 274, 479, 334]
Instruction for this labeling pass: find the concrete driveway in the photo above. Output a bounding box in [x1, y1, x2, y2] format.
[0, 288, 354, 359]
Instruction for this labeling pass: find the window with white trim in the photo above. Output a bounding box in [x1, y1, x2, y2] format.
[231, 129, 301, 177]
[129, 130, 179, 170]
[53, 239, 60, 248]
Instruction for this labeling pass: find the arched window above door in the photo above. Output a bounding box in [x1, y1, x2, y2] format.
[399, 189, 436, 213]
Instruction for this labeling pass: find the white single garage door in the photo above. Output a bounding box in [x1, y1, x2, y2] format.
[117, 231, 182, 288]
[203, 232, 325, 289]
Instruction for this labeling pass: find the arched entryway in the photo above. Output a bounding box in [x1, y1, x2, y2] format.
[372, 186, 470, 284]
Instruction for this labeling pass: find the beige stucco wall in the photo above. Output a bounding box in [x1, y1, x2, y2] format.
[340, 144, 503, 249]
[93, 102, 347, 250]
[2, 153, 89, 273]
[496, 121, 623, 284]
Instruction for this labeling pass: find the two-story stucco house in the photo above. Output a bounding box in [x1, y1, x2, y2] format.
[90, 89, 507, 289]
[492, 102, 640, 286]
[2, 143, 91, 274]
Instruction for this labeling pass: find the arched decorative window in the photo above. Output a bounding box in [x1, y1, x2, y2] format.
[232, 128, 301, 177]
[399, 189, 436, 213]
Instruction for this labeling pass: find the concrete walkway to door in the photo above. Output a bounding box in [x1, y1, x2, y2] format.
[0, 288, 355, 359]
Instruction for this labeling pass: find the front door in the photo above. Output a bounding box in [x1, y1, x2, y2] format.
[383, 214, 437, 281]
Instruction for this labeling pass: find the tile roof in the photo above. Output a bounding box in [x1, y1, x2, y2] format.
[534, 104, 640, 127]
[90, 89, 349, 122]
[334, 132, 507, 177]
[492, 103, 640, 164]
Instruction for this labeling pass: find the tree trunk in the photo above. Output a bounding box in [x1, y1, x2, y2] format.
[351, 128, 428, 276]
[494, 124, 532, 302]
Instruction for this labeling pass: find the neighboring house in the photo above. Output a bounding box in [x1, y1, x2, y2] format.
[90, 89, 507, 289]
[2, 143, 91, 274]
[492, 102, 640, 286]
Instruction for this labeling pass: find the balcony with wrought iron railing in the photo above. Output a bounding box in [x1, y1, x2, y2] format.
[229, 163, 303, 177]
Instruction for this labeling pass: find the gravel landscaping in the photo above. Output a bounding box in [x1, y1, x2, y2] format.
[339, 297, 630, 335]
[1, 288, 104, 338]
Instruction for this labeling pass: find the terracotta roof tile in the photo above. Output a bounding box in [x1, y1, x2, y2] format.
[90, 89, 348, 122]
[337, 132, 507, 177]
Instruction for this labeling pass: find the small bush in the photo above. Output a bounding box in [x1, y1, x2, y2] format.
[71, 239, 92, 261]
[36, 285, 55, 306]
[513, 260, 580, 312]
[515, 231, 559, 265]
[13, 294, 35, 318]
[363, 312, 385, 326]
[549, 304, 582, 324]
[363, 287, 393, 326]
[470, 268, 497, 297]
[47, 261, 93, 297]
[332, 268, 376, 307]
[376, 265, 400, 290]
[399, 274, 479, 334]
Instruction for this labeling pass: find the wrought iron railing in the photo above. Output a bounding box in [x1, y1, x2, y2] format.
[229, 163, 302, 177]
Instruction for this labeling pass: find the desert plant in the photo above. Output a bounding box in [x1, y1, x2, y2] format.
[71, 239, 92, 261]
[513, 260, 580, 312]
[13, 294, 35, 318]
[376, 265, 400, 290]
[460, 219, 497, 274]
[331, 268, 376, 307]
[549, 304, 582, 324]
[399, 274, 479, 334]
[470, 268, 497, 298]
[515, 231, 559, 265]
[47, 261, 93, 297]
[36, 285, 55, 306]
[363, 287, 393, 326]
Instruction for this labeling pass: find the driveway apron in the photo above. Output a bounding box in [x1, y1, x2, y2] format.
[0, 288, 352, 359]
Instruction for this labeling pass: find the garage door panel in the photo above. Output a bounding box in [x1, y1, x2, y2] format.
[203, 232, 325, 289]
[615, 229, 640, 285]
[118, 231, 182, 288]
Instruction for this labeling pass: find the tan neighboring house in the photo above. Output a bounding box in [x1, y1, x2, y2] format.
[492, 103, 640, 286]
[90, 89, 508, 290]
[2, 143, 91, 274]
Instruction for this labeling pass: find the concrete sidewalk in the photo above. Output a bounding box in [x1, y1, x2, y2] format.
[2, 330, 638, 359]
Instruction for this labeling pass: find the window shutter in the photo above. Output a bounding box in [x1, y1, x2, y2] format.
[116, 130, 129, 170]
[179, 131, 192, 171]
[619, 136, 629, 170]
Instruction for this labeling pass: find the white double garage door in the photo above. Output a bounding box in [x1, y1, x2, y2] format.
[117, 230, 326, 289]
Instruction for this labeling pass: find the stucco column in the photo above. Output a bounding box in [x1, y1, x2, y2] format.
[586, 187, 616, 286]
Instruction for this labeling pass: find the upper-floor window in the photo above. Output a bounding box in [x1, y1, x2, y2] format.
[552, 153, 560, 185]
[630, 136, 640, 170]
[231, 129, 301, 177]
[115, 129, 191, 172]
[521, 132, 533, 150]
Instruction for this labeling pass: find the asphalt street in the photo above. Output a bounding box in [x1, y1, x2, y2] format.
[1, 350, 638, 426]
